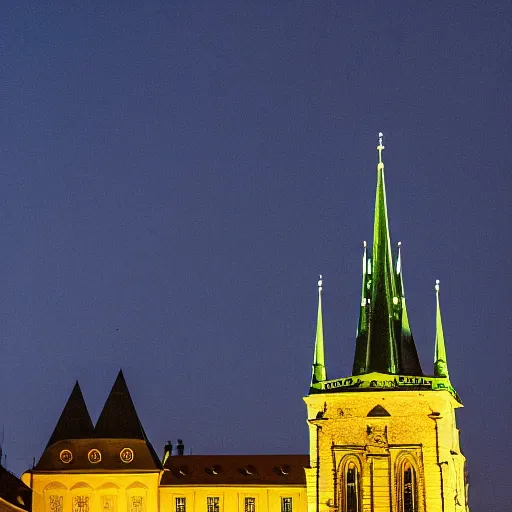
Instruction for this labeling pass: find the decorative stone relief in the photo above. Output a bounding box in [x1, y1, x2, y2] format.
[73, 495, 90, 512]
[120, 447, 134, 463]
[59, 449, 73, 463]
[88, 448, 101, 463]
[130, 496, 144, 512]
[49, 495, 63, 512]
[365, 424, 389, 453]
[102, 495, 117, 511]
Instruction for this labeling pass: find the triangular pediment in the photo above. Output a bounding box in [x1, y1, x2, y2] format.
[367, 404, 390, 417]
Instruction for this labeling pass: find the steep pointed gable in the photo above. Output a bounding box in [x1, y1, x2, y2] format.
[46, 382, 94, 447]
[94, 370, 147, 439]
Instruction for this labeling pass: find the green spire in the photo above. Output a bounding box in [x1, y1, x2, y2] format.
[396, 243, 423, 375]
[364, 133, 399, 373]
[434, 280, 449, 378]
[353, 242, 370, 374]
[358, 241, 369, 336]
[311, 275, 327, 385]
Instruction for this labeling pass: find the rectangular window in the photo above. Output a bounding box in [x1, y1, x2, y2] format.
[244, 497, 255, 512]
[175, 497, 186, 512]
[207, 497, 220, 512]
[281, 497, 292, 512]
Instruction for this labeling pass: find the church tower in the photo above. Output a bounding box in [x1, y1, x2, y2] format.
[304, 135, 469, 512]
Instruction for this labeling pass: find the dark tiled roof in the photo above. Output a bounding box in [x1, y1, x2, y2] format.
[34, 438, 161, 472]
[161, 454, 309, 486]
[35, 371, 162, 472]
[0, 465, 32, 510]
[46, 382, 94, 448]
[94, 370, 147, 440]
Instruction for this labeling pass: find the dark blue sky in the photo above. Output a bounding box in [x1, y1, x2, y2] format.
[1, 1, 510, 509]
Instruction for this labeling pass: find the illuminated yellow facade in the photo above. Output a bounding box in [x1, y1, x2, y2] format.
[305, 389, 466, 512]
[159, 484, 307, 512]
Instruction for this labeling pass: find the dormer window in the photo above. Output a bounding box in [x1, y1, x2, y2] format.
[275, 465, 291, 475]
[177, 467, 188, 476]
[241, 465, 256, 476]
[206, 465, 222, 475]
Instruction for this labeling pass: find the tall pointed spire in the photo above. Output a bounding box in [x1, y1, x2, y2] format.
[354, 133, 400, 374]
[46, 381, 94, 447]
[94, 370, 148, 439]
[311, 275, 327, 385]
[396, 243, 423, 375]
[434, 280, 450, 378]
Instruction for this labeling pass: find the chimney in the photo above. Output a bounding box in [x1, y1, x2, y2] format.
[162, 440, 173, 464]
[177, 439, 184, 456]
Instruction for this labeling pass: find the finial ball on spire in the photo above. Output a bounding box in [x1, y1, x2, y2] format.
[318, 275, 323, 290]
[435, 279, 440, 292]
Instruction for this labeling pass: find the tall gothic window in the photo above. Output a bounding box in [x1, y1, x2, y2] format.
[344, 462, 360, 512]
[403, 462, 416, 512]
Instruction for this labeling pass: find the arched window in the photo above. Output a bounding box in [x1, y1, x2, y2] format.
[402, 461, 418, 512]
[397, 459, 418, 512]
[346, 463, 359, 512]
[340, 459, 360, 512]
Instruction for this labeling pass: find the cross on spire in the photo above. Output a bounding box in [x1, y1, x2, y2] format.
[377, 132, 385, 168]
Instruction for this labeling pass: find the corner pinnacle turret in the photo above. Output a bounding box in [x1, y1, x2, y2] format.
[434, 280, 450, 378]
[311, 275, 327, 385]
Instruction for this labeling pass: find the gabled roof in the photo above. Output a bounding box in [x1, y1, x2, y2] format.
[0, 465, 32, 511]
[34, 438, 162, 472]
[34, 371, 162, 472]
[94, 370, 147, 439]
[161, 454, 308, 486]
[46, 381, 94, 448]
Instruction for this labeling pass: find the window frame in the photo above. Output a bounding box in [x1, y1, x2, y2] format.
[244, 496, 256, 512]
[207, 496, 220, 512]
[396, 454, 420, 512]
[281, 496, 292, 512]
[175, 496, 186, 512]
[339, 455, 362, 512]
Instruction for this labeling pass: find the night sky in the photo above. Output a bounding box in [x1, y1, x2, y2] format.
[1, 1, 510, 509]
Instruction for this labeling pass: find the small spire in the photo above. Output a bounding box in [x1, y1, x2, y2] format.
[396, 243, 423, 375]
[311, 275, 327, 385]
[353, 242, 370, 374]
[434, 280, 450, 378]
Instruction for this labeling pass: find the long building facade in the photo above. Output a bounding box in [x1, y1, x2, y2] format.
[0, 134, 469, 512]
